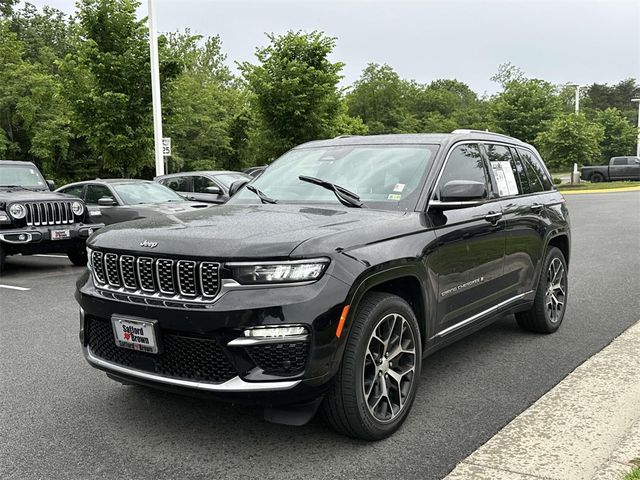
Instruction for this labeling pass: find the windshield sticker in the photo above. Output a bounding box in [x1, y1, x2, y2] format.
[393, 183, 405, 192]
[387, 193, 402, 201]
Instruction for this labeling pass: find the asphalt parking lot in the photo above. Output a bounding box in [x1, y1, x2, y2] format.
[1, 191, 639, 480]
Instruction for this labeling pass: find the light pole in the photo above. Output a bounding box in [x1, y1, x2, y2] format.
[632, 98, 640, 158]
[567, 83, 587, 113]
[148, 0, 164, 177]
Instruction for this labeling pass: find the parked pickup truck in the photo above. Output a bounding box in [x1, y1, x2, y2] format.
[580, 156, 640, 183]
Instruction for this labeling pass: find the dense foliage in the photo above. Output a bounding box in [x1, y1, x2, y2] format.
[0, 1, 638, 183]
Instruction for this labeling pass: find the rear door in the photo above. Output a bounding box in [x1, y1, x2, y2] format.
[609, 157, 630, 180]
[497, 146, 556, 295]
[428, 143, 507, 336]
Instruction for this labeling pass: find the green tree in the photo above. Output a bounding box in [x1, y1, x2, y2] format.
[346, 63, 408, 134]
[163, 31, 247, 171]
[64, 0, 180, 177]
[583, 79, 639, 124]
[492, 77, 562, 143]
[595, 107, 637, 161]
[0, 20, 71, 177]
[240, 31, 344, 159]
[535, 113, 603, 169]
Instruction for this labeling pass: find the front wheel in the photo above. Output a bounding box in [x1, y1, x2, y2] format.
[516, 246, 568, 333]
[67, 247, 88, 267]
[322, 292, 422, 440]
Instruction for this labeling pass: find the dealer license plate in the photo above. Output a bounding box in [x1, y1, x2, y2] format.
[111, 316, 159, 354]
[51, 229, 70, 240]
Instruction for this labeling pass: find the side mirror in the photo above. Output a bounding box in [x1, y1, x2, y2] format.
[430, 180, 486, 210]
[229, 179, 249, 197]
[98, 196, 117, 206]
[204, 185, 222, 195]
[46, 180, 56, 191]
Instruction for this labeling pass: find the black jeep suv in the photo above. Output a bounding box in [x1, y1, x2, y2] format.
[0, 160, 103, 271]
[77, 131, 570, 440]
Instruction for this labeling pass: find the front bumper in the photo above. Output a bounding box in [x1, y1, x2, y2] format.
[0, 223, 103, 248]
[77, 270, 351, 405]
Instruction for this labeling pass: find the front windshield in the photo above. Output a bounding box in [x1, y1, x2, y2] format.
[230, 144, 438, 210]
[113, 182, 185, 205]
[0, 164, 47, 189]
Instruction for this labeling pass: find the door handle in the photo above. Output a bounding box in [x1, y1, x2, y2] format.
[484, 211, 502, 223]
[531, 204, 544, 212]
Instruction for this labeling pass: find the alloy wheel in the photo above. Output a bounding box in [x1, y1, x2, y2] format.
[545, 257, 566, 323]
[362, 313, 417, 423]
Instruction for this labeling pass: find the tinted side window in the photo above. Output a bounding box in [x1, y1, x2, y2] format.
[85, 185, 113, 205]
[485, 144, 521, 196]
[162, 176, 190, 192]
[60, 185, 85, 199]
[193, 176, 217, 193]
[517, 148, 552, 191]
[438, 144, 488, 199]
[612, 158, 627, 165]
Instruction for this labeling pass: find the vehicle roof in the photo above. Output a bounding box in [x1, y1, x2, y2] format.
[155, 170, 248, 179]
[294, 131, 531, 149]
[60, 178, 154, 188]
[0, 160, 36, 166]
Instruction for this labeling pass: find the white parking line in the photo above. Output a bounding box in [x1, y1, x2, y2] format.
[0, 284, 31, 291]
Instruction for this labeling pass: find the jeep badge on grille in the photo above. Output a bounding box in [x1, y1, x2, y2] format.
[140, 240, 158, 248]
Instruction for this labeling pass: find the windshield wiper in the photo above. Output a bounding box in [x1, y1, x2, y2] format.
[298, 175, 363, 208]
[246, 184, 278, 204]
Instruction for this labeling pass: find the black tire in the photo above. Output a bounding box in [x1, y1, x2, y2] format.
[322, 292, 422, 440]
[591, 173, 605, 183]
[67, 247, 88, 267]
[516, 246, 568, 333]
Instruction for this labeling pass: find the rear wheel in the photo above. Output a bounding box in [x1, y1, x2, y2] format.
[516, 246, 568, 333]
[590, 172, 605, 183]
[67, 247, 88, 267]
[322, 292, 422, 440]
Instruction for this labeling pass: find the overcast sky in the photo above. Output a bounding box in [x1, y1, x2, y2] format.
[28, 0, 640, 94]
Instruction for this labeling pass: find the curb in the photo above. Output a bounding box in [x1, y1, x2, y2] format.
[559, 186, 640, 195]
[444, 320, 640, 480]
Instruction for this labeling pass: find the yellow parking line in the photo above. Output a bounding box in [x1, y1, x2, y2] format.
[560, 186, 640, 195]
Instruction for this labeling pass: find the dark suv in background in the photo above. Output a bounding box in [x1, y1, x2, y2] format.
[77, 130, 570, 440]
[0, 160, 102, 271]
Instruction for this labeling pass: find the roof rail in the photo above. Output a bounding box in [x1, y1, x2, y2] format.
[333, 134, 360, 139]
[451, 129, 516, 140]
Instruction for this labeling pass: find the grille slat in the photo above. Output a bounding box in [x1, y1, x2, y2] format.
[25, 201, 78, 227]
[91, 251, 220, 302]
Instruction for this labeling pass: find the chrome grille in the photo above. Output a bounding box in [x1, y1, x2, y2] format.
[25, 201, 79, 226]
[91, 251, 221, 302]
[91, 251, 106, 284]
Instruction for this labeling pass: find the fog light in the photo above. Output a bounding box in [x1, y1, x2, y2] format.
[244, 326, 307, 338]
[18, 234, 27, 241]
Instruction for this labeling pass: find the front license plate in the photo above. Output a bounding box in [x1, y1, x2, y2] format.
[111, 316, 159, 354]
[51, 229, 70, 240]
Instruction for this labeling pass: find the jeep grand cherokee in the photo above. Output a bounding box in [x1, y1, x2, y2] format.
[77, 131, 570, 440]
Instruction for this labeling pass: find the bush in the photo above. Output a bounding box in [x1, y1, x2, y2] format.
[553, 177, 562, 185]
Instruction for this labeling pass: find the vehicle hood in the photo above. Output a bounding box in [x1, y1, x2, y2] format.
[88, 204, 414, 259]
[0, 189, 78, 204]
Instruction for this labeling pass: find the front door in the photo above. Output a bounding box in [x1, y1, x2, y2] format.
[428, 143, 507, 336]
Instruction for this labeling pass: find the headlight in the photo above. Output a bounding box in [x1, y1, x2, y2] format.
[228, 259, 329, 285]
[71, 201, 85, 216]
[8, 203, 26, 219]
